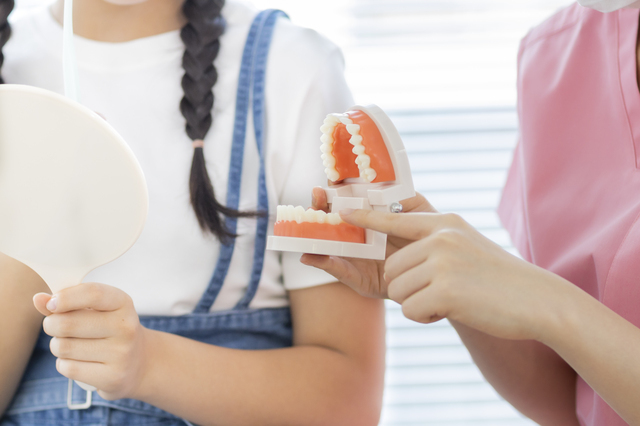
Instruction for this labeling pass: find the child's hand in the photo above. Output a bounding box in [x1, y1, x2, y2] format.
[301, 188, 435, 299]
[33, 283, 150, 400]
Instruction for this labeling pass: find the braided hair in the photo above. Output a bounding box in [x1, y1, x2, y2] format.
[0, 0, 14, 85]
[180, 0, 259, 243]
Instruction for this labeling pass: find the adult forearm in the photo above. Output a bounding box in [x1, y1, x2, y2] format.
[543, 286, 640, 424]
[133, 329, 380, 426]
[451, 320, 580, 425]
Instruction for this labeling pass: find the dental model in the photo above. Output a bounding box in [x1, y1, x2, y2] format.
[267, 105, 415, 260]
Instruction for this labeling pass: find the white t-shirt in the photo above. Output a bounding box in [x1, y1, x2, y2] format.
[3, 1, 354, 315]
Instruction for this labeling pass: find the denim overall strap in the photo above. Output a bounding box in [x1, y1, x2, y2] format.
[235, 9, 287, 310]
[194, 10, 287, 313]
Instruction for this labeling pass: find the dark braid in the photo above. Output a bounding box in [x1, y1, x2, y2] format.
[180, 0, 259, 243]
[0, 0, 14, 84]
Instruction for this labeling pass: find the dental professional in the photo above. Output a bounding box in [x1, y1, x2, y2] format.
[303, 1, 640, 425]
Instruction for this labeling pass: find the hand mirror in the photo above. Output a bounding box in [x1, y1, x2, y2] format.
[0, 84, 148, 405]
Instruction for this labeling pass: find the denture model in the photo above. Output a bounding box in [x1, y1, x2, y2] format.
[266, 105, 415, 260]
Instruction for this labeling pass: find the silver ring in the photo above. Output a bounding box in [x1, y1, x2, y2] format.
[390, 202, 403, 213]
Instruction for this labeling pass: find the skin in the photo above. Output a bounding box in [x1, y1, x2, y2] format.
[30, 282, 385, 425]
[0, 254, 49, 416]
[50, 0, 186, 42]
[303, 189, 640, 424]
[0, 1, 386, 424]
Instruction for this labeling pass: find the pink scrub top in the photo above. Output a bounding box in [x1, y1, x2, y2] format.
[498, 4, 640, 426]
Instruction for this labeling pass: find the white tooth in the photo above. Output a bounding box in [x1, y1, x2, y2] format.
[320, 134, 333, 144]
[326, 169, 340, 182]
[294, 206, 306, 224]
[320, 124, 335, 134]
[315, 210, 327, 223]
[304, 208, 317, 223]
[277, 205, 283, 222]
[349, 135, 363, 145]
[356, 155, 371, 169]
[340, 117, 353, 125]
[320, 143, 332, 154]
[325, 156, 335, 167]
[286, 205, 295, 221]
[352, 145, 366, 155]
[346, 124, 360, 135]
[327, 213, 342, 225]
[365, 168, 377, 182]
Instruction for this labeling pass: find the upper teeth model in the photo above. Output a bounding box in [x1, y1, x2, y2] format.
[320, 110, 396, 183]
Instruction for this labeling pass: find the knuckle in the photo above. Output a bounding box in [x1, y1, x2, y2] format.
[443, 212, 465, 227]
[428, 256, 447, 274]
[50, 337, 70, 358]
[42, 316, 54, 336]
[401, 300, 421, 323]
[57, 317, 76, 337]
[386, 281, 402, 303]
[432, 229, 462, 249]
[56, 359, 76, 379]
[49, 337, 59, 357]
[44, 315, 75, 337]
[87, 283, 106, 305]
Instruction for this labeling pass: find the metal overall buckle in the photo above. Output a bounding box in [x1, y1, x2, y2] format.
[67, 378, 93, 410]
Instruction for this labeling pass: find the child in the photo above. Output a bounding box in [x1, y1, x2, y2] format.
[0, 1, 385, 425]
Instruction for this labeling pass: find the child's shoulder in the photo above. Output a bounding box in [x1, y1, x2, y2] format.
[223, 1, 342, 69]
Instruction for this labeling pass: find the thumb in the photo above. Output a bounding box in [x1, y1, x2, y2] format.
[33, 293, 54, 316]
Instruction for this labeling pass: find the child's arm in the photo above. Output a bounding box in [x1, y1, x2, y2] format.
[35, 281, 385, 426]
[0, 253, 48, 416]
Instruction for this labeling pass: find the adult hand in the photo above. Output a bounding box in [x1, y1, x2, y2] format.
[33, 283, 150, 400]
[301, 188, 436, 299]
[340, 209, 574, 341]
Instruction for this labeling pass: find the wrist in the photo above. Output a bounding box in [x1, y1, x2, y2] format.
[534, 273, 586, 350]
[129, 327, 163, 401]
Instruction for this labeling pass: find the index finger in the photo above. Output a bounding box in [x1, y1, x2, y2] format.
[48, 283, 128, 314]
[340, 209, 446, 241]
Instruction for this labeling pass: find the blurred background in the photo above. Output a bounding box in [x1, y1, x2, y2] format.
[13, 0, 575, 424]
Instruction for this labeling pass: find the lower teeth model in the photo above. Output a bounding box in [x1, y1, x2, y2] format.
[320, 109, 396, 183]
[274, 205, 365, 243]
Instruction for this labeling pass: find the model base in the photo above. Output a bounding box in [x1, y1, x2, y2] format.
[266, 235, 386, 260]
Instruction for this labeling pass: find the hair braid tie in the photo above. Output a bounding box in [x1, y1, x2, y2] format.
[0, 0, 15, 84]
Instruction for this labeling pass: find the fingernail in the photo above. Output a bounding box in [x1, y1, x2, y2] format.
[46, 297, 57, 312]
[340, 209, 354, 216]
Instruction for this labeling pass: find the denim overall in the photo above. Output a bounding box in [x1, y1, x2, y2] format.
[1, 10, 289, 426]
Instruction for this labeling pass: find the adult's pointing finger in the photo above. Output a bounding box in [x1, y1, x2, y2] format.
[339, 209, 447, 241]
